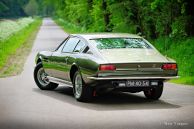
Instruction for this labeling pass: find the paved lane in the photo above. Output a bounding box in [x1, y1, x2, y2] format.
[0, 18, 194, 129]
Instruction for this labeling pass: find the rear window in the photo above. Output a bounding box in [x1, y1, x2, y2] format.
[91, 38, 152, 50]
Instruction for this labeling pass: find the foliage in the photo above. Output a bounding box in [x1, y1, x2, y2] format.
[54, 18, 86, 33]
[24, 0, 38, 16]
[0, 2, 9, 12]
[171, 16, 187, 38]
[42, 0, 194, 39]
[1, 0, 194, 38]
[0, 17, 34, 41]
[0, 0, 29, 18]
[0, 18, 41, 70]
[152, 37, 194, 84]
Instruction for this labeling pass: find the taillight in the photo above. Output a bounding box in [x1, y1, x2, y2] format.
[99, 64, 116, 71]
[162, 63, 177, 70]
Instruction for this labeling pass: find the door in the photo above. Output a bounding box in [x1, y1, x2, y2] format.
[43, 38, 68, 76]
[50, 37, 80, 80]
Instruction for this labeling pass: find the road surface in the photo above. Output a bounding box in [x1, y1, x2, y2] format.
[0, 18, 194, 129]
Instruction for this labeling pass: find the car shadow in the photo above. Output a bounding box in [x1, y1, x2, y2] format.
[33, 86, 181, 111]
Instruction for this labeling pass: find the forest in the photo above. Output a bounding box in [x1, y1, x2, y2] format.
[1, 0, 194, 39]
[0, 0, 194, 84]
[46, 0, 194, 40]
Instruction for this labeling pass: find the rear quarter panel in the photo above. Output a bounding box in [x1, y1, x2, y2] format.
[75, 53, 102, 83]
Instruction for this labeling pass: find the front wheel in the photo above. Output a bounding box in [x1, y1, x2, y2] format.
[34, 62, 58, 90]
[73, 71, 93, 102]
[143, 82, 163, 100]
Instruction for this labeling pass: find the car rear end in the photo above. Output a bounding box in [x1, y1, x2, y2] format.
[87, 35, 178, 92]
[88, 62, 178, 89]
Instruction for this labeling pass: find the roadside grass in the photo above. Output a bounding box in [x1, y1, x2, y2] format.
[54, 18, 86, 33]
[0, 18, 42, 77]
[170, 77, 194, 86]
[0, 18, 34, 41]
[54, 18, 194, 86]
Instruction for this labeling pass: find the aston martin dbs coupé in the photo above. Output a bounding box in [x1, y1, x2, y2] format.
[34, 33, 178, 102]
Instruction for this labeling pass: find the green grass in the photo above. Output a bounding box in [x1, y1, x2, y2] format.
[170, 77, 194, 86]
[0, 18, 42, 77]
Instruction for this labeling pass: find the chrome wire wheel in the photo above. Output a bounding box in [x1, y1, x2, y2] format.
[74, 73, 83, 99]
[73, 71, 93, 102]
[34, 62, 58, 90]
[37, 67, 49, 87]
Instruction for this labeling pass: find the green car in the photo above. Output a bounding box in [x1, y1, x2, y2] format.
[34, 33, 178, 102]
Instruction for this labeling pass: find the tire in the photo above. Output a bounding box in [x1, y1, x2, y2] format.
[143, 82, 163, 100]
[34, 62, 58, 90]
[73, 71, 93, 102]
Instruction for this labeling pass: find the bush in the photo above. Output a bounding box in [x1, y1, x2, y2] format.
[152, 37, 194, 78]
[171, 16, 187, 38]
[0, 17, 34, 41]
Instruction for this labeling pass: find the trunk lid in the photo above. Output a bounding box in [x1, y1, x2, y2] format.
[97, 49, 176, 77]
[99, 48, 169, 63]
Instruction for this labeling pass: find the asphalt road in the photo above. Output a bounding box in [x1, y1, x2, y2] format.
[0, 18, 194, 129]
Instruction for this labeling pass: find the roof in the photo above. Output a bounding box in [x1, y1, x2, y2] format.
[72, 33, 142, 40]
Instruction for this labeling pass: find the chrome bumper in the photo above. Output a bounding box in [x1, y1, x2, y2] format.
[87, 76, 179, 80]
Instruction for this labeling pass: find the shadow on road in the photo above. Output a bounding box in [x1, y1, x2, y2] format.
[33, 86, 180, 111]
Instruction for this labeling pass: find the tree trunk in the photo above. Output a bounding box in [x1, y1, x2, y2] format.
[102, 0, 110, 32]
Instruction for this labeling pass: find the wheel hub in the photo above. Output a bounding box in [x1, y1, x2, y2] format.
[37, 68, 49, 86]
[75, 74, 82, 98]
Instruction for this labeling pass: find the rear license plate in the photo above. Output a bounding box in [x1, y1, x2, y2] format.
[126, 80, 149, 87]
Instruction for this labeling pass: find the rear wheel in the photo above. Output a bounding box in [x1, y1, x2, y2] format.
[73, 71, 93, 102]
[34, 62, 58, 90]
[143, 82, 163, 100]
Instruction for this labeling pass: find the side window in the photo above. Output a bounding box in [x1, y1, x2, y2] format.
[74, 40, 86, 52]
[55, 38, 69, 51]
[62, 37, 79, 53]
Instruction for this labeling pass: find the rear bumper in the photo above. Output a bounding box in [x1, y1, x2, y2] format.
[87, 76, 179, 80]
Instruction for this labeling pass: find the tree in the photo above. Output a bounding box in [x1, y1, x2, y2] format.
[0, 2, 9, 13]
[40, 0, 194, 38]
[24, 0, 38, 16]
[0, 0, 28, 18]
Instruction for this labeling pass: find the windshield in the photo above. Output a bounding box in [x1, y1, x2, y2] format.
[91, 38, 152, 50]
